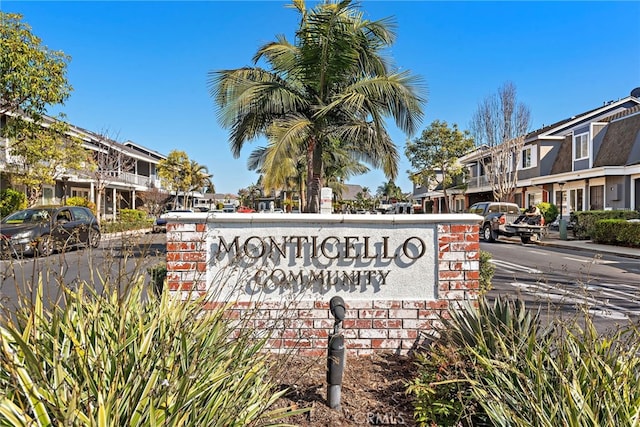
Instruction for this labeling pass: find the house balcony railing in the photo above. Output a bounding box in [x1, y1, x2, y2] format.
[465, 175, 490, 189]
[113, 172, 160, 187]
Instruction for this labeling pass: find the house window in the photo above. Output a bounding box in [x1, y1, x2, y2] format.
[590, 186, 604, 210]
[555, 190, 564, 210]
[71, 187, 90, 199]
[522, 147, 532, 169]
[574, 133, 589, 160]
[514, 193, 523, 208]
[570, 188, 583, 211]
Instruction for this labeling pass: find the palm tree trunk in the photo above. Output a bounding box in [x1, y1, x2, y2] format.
[306, 140, 323, 213]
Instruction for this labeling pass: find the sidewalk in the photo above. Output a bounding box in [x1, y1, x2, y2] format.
[509, 229, 640, 259]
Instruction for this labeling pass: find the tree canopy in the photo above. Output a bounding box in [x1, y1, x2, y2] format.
[3, 118, 91, 206]
[210, 0, 425, 212]
[405, 120, 474, 212]
[157, 150, 213, 209]
[0, 12, 72, 117]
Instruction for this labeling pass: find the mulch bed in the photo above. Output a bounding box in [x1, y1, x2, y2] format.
[269, 352, 419, 426]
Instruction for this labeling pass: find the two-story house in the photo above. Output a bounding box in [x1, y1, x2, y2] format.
[419, 90, 640, 216]
[0, 111, 169, 219]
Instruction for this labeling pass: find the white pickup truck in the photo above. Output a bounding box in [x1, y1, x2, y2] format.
[469, 201, 547, 244]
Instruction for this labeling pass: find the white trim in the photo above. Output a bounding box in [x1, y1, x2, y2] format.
[536, 96, 640, 138]
[573, 132, 589, 162]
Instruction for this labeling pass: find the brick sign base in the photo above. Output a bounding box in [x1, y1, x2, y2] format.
[165, 214, 480, 356]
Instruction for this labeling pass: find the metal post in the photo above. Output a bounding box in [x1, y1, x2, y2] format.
[559, 182, 567, 240]
[327, 296, 345, 409]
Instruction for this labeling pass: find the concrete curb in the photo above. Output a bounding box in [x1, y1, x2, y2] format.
[501, 235, 640, 260]
[102, 228, 153, 241]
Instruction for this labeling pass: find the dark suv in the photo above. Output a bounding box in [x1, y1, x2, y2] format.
[0, 206, 101, 257]
[468, 201, 521, 242]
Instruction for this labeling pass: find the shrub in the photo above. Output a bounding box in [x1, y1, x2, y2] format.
[592, 219, 640, 247]
[571, 210, 640, 239]
[536, 202, 558, 225]
[472, 316, 640, 426]
[408, 296, 546, 426]
[65, 196, 97, 213]
[119, 208, 147, 222]
[147, 262, 167, 295]
[0, 188, 27, 218]
[0, 278, 300, 425]
[479, 250, 494, 295]
[409, 296, 640, 426]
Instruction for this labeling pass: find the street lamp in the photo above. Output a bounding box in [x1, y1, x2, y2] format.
[558, 181, 567, 240]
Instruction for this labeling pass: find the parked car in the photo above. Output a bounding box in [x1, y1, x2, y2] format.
[153, 209, 193, 233]
[548, 215, 575, 231]
[467, 201, 522, 242]
[0, 206, 101, 257]
[236, 206, 256, 213]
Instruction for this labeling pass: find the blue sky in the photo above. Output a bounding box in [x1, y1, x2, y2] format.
[2, 1, 639, 195]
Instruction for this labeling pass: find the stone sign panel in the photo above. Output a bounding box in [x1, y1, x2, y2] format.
[205, 216, 436, 302]
[166, 213, 481, 355]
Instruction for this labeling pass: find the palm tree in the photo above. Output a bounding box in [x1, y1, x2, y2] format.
[248, 144, 306, 202]
[247, 184, 262, 210]
[377, 180, 402, 203]
[187, 161, 213, 208]
[157, 150, 191, 209]
[210, 0, 424, 213]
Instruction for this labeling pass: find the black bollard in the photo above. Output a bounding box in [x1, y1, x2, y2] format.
[327, 296, 346, 409]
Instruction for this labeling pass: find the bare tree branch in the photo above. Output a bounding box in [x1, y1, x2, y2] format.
[470, 82, 531, 202]
[89, 129, 136, 222]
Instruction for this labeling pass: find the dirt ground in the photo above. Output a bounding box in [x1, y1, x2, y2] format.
[269, 352, 419, 426]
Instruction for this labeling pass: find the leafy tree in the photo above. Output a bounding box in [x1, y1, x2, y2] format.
[0, 12, 72, 117]
[0, 12, 81, 207]
[470, 82, 531, 202]
[405, 120, 474, 213]
[3, 118, 91, 206]
[0, 188, 27, 218]
[157, 150, 192, 209]
[210, 0, 424, 213]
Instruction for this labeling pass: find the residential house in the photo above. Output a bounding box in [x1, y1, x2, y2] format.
[1, 111, 169, 219]
[416, 90, 640, 217]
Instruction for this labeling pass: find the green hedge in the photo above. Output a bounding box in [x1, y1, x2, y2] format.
[571, 210, 640, 239]
[119, 208, 148, 222]
[591, 219, 640, 247]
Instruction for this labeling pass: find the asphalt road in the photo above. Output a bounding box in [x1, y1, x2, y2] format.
[3, 230, 639, 335]
[0, 231, 166, 314]
[482, 239, 640, 333]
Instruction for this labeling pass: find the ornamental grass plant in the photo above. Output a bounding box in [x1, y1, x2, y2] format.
[408, 295, 640, 427]
[0, 232, 303, 426]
